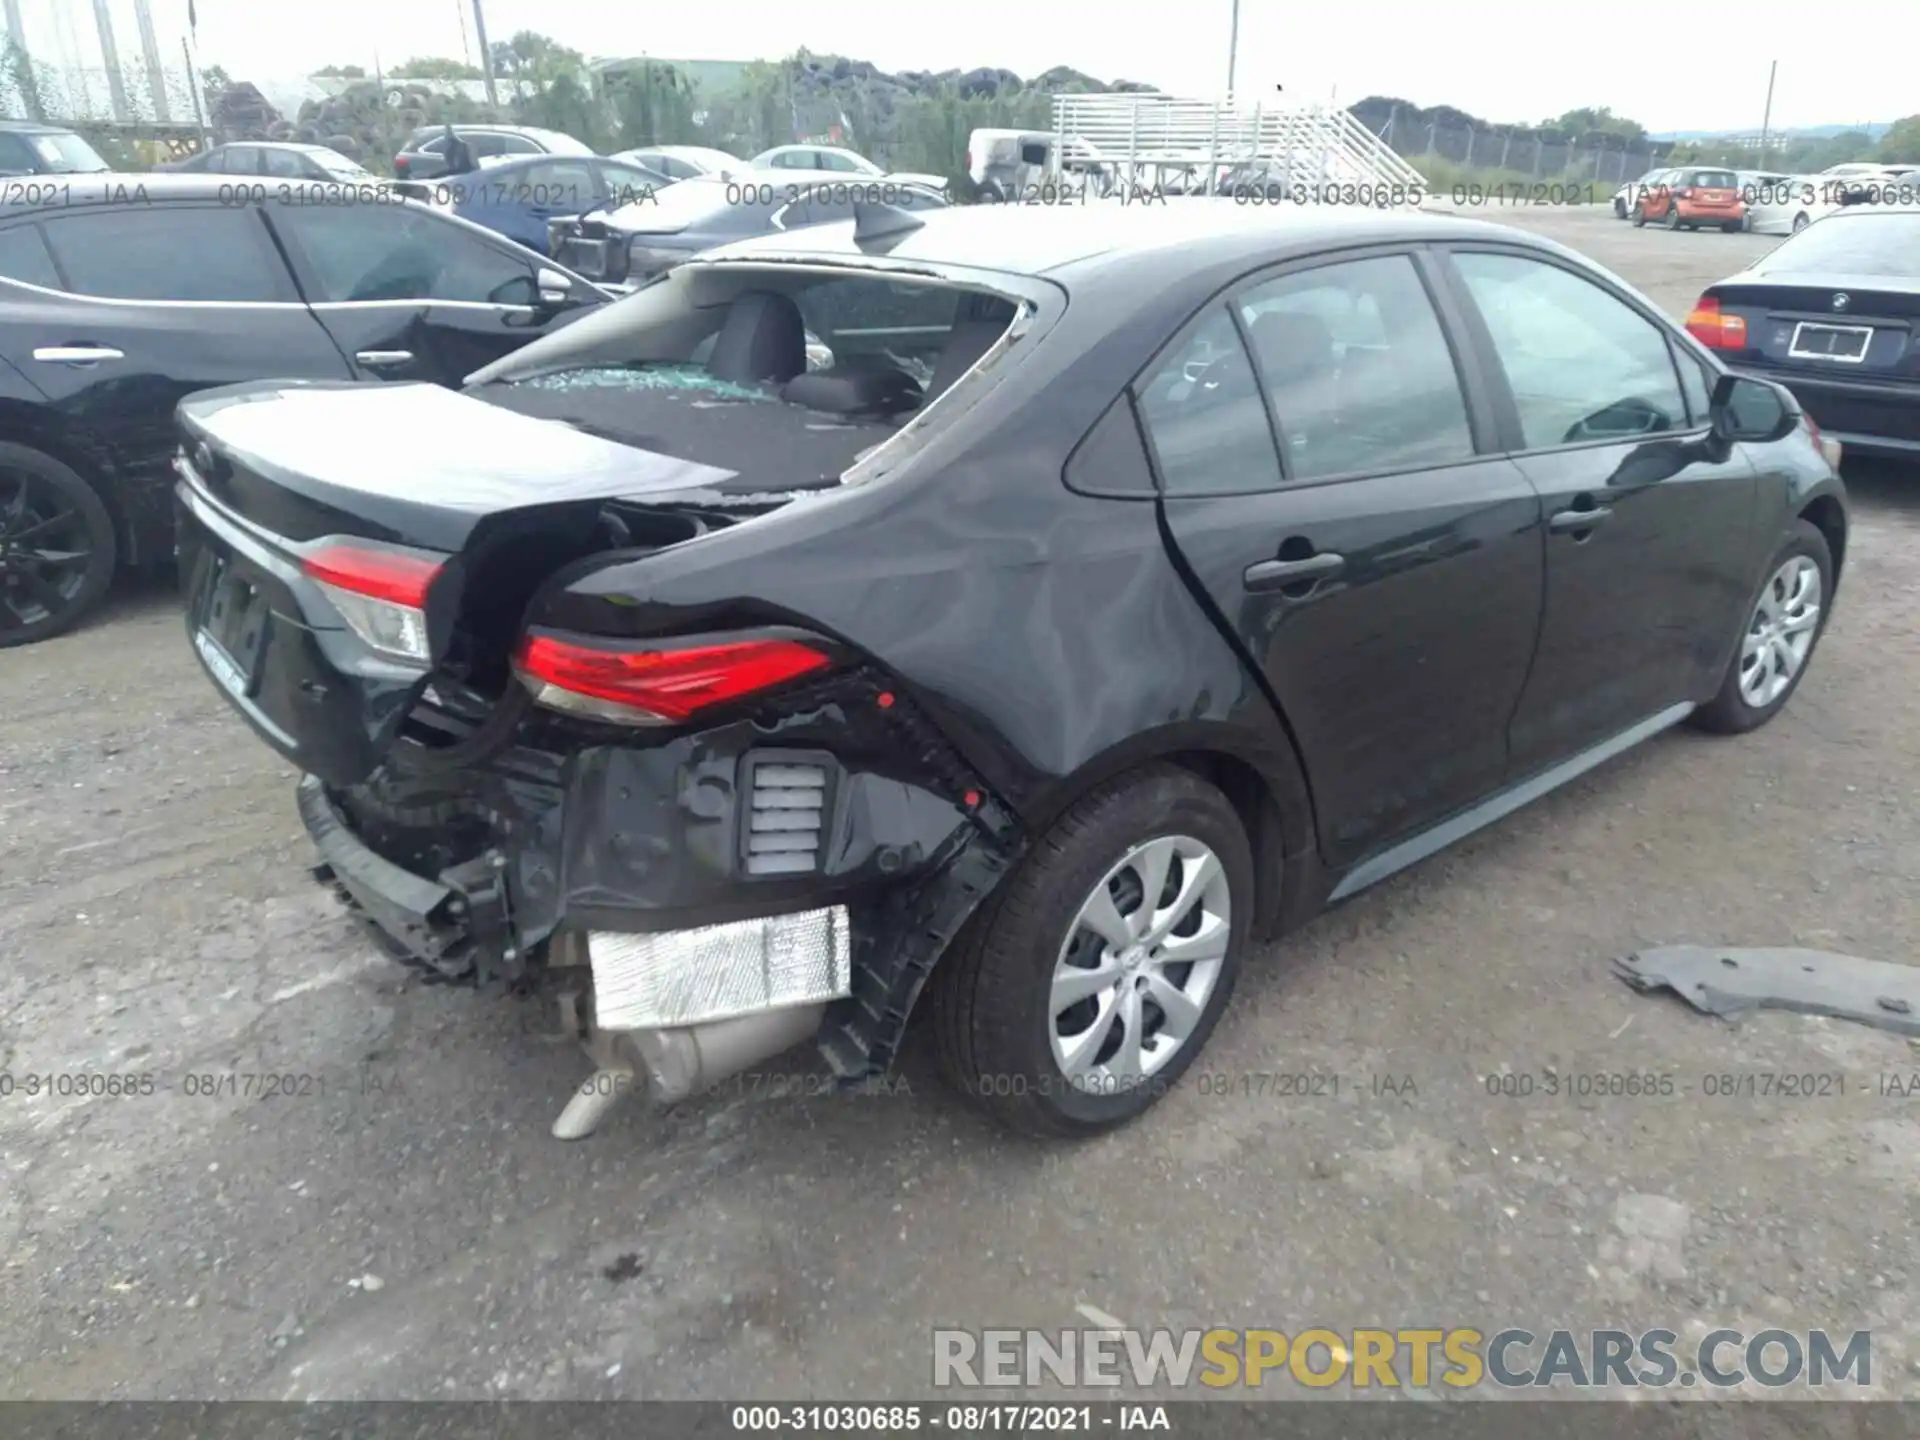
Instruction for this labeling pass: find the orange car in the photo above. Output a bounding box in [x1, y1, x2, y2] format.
[1631, 166, 1747, 231]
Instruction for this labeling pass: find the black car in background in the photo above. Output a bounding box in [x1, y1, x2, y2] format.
[0, 120, 111, 176]
[157, 141, 378, 181]
[0, 176, 608, 647]
[1688, 205, 1920, 459]
[173, 201, 1845, 1142]
[549, 173, 948, 289]
[391, 125, 594, 181]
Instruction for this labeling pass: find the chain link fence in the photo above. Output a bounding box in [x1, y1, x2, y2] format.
[1381, 114, 1673, 191]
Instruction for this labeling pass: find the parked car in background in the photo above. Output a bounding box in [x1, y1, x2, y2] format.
[157, 141, 377, 181]
[549, 173, 948, 290]
[1631, 167, 1745, 231]
[0, 176, 608, 646]
[1736, 171, 1843, 235]
[392, 125, 595, 180]
[965, 129, 1112, 200]
[432, 152, 672, 253]
[611, 145, 740, 181]
[1688, 204, 1920, 460]
[174, 201, 1844, 1142]
[1612, 168, 1667, 219]
[748, 143, 947, 192]
[0, 120, 110, 176]
[1837, 165, 1920, 207]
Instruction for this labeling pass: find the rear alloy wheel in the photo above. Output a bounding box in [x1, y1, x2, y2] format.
[1666, 202, 1686, 230]
[1691, 520, 1833, 734]
[929, 765, 1252, 1138]
[0, 444, 117, 648]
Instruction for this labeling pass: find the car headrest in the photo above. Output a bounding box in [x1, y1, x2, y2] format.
[707, 290, 808, 386]
[1247, 310, 1336, 386]
[782, 364, 923, 418]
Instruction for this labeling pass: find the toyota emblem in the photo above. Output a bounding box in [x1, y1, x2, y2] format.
[1832, 293, 1850, 311]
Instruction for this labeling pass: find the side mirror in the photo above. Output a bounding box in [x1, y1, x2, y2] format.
[535, 266, 573, 308]
[1709, 372, 1798, 445]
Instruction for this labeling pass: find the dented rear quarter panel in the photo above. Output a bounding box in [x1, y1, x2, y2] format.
[533, 251, 1318, 852]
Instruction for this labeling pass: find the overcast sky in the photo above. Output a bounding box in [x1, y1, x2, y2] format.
[41, 0, 1913, 134]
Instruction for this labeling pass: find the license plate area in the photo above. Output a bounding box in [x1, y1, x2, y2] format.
[194, 556, 269, 698]
[1788, 322, 1873, 363]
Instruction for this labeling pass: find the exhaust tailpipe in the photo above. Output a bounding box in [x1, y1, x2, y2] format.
[550, 1001, 827, 1140]
[630, 1003, 828, 1105]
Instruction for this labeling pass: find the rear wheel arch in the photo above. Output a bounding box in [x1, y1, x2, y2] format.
[1020, 724, 1314, 941]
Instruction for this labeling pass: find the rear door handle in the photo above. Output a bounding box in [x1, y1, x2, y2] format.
[33, 345, 123, 363]
[1548, 503, 1614, 534]
[1243, 551, 1346, 591]
[355, 350, 414, 366]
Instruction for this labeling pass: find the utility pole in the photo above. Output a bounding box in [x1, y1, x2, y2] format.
[471, 0, 497, 108]
[1226, 0, 1240, 96]
[1758, 60, 1777, 160]
[132, 0, 170, 122]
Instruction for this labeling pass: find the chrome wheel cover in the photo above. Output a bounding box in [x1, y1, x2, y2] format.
[1739, 555, 1822, 709]
[1048, 835, 1231, 1092]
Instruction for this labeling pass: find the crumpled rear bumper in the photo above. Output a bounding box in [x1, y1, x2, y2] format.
[295, 677, 1026, 1080]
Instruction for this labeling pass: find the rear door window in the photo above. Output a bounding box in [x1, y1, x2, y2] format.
[40, 206, 291, 301]
[271, 204, 536, 304]
[0, 222, 61, 287]
[262, 148, 309, 178]
[517, 159, 597, 210]
[224, 145, 262, 175]
[1236, 253, 1476, 481]
[1134, 307, 1286, 496]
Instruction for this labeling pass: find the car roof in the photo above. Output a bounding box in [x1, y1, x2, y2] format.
[0, 172, 397, 215]
[700, 199, 1556, 278]
[0, 119, 80, 134]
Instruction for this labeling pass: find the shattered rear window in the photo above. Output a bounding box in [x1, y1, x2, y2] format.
[516, 364, 776, 403]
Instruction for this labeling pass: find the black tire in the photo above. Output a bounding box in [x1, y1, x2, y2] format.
[1613, 197, 1627, 219]
[1690, 520, 1835, 735]
[1631, 204, 1647, 228]
[1722, 220, 1742, 233]
[0, 443, 117, 649]
[1792, 211, 1810, 233]
[1666, 202, 1685, 230]
[929, 764, 1253, 1139]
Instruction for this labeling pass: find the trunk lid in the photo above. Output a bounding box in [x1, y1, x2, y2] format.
[1708, 275, 1920, 379]
[177, 380, 738, 553]
[174, 378, 873, 786]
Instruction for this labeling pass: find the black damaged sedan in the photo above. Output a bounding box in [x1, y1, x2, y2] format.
[173, 200, 1847, 1139]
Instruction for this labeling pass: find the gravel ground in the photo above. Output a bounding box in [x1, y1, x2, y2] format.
[2, 204, 1918, 1405]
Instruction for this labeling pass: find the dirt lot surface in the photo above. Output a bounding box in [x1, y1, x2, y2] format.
[2, 204, 1918, 1405]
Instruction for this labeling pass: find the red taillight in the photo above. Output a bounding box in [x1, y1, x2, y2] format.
[1685, 295, 1747, 350]
[394, 155, 410, 175]
[302, 544, 443, 607]
[513, 634, 833, 726]
[1676, 187, 1694, 200]
[300, 543, 444, 663]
